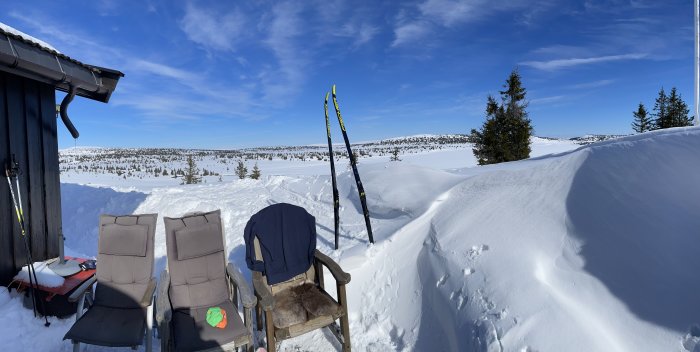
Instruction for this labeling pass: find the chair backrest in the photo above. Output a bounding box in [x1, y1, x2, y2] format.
[245, 203, 317, 289]
[95, 213, 157, 309]
[163, 209, 229, 310]
[252, 237, 316, 295]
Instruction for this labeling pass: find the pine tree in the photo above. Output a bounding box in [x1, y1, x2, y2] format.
[390, 147, 401, 161]
[235, 160, 247, 179]
[182, 155, 201, 184]
[667, 87, 691, 127]
[472, 69, 533, 165]
[250, 163, 261, 180]
[631, 103, 651, 133]
[652, 87, 669, 129]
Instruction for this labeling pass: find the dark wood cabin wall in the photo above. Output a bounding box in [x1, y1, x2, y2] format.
[0, 70, 60, 285]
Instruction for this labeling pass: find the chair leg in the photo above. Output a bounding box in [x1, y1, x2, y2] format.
[146, 302, 153, 352]
[244, 306, 254, 352]
[159, 321, 170, 352]
[338, 284, 351, 352]
[256, 302, 263, 332]
[264, 310, 276, 352]
[340, 314, 351, 352]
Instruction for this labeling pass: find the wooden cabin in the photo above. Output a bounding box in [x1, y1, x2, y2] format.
[0, 25, 122, 285]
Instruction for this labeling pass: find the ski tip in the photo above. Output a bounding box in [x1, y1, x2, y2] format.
[332, 84, 336, 95]
[325, 91, 329, 101]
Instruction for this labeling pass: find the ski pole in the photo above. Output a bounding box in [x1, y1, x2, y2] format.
[6, 172, 37, 317]
[6, 159, 50, 326]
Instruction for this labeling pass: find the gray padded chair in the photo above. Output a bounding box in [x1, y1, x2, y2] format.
[64, 213, 158, 352]
[157, 210, 255, 352]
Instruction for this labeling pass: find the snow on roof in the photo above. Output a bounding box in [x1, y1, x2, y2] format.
[0, 22, 60, 53]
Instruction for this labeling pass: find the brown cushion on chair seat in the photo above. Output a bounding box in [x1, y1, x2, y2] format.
[64, 305, 146, 347]
[172, 300, 248, 352]
[272, 284, 341, 329]
[272, 287, 308, 328]
[300, 284, 341, 317]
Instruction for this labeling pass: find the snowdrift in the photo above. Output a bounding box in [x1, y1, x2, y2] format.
[0, 128, 699, 351]
[410, 127, 700, 351]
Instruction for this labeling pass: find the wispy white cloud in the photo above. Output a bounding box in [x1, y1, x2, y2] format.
[530, 95, 566, 105]
[566, 79, 615, 90]
[261, 2, 308, 103]
[392, 0, 534, 47]
[520, 53, 648, 71]
[129, 59, 199, 81]
[179, 2, 246, 52]
[418, 0, 482, 27]
[334, 22, 379, 48]
[96, 0, 119, 16]
[9, 10, 261, 123]
[392, 21, 432, 47]
[313, 0, 380, 49]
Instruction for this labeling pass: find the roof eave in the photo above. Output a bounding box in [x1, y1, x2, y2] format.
[0, 30, 124, 103]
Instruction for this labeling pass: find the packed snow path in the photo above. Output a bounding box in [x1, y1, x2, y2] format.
[1, 129, 699, 351]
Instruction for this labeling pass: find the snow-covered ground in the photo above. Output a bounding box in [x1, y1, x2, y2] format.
[1, 130, 699, 351]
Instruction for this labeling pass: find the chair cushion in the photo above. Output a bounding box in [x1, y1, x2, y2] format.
[272, 287, 307, 329]
[172, 300, 248, 352]
[63, 305, 146, 347]
[164, 210, 230, 310]
[300, 284, 341, 317]
[174, 222, 223, 260]
[272, 284, 340, 329]
[96, 214, 156, 308]
[99, 223, 148, 256]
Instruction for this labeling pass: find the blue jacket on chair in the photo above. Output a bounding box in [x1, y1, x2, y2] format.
[244, 203, 317, 285]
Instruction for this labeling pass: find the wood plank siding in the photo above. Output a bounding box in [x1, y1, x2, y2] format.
[0, 70, 61, 285]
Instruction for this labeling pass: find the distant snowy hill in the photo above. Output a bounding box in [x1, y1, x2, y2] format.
[568, 134, 629, 145]
[57, 134, 579, 189]
[2, 129, 699, 351]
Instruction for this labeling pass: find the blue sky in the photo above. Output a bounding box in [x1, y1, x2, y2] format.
[0, 0, 694, 148]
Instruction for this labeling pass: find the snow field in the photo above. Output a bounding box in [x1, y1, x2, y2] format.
[1, 130, 699, 351]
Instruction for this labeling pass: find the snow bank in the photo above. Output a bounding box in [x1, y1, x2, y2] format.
[412, 126, 700, 351]
[0, 288, 10, 307]
[361, 162, 464, 220]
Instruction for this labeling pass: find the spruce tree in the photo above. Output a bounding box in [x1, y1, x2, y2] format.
[235, 160, 248, 179]
[631, 103, 651, 133]
[667, 87, 691, 127]
[472, 69, 533, 165]
[652, 87, 669, 129]
[182, 155, 201, 184]
[250, 163, 261, 179]
[390, 147, 401, 161]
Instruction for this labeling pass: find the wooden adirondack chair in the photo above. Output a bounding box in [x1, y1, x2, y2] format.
[245, 203, 352, 352]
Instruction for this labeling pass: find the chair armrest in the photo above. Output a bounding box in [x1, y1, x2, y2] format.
[314, 249, 351, 285]
[252, 272, 274, 311]
[140, 278, 157, 307]
[226, 263, 257, 309]
[68, 275, 96, 303]
[155, 270, 172, 324]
